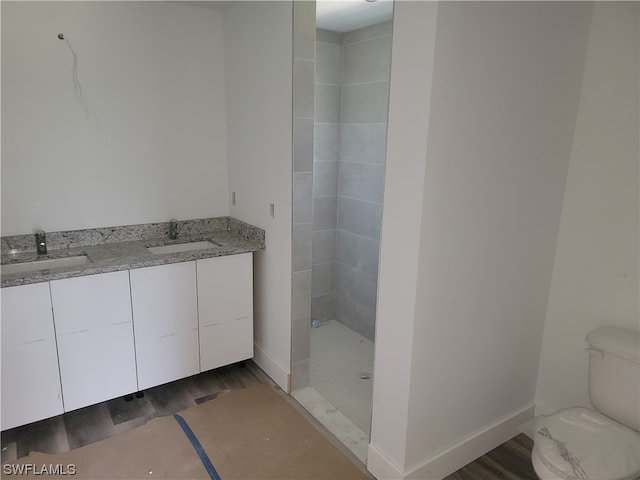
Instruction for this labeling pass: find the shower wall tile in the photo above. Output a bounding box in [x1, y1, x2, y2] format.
[335, 261, 378, 311]
[293, 172, 313, 224]
[293, 0, 316, 61]
[314, 124, 340, 161]
[337, 197, 382, 241]
[292, 270, 312, 320]
[312, 229, 337, 265]
[339, 124, 387, 165]
[313, 161, 339, 198]
[311, 261, 335, 297]
[311, 294, 336, 323]
[336, 229, 379, 278]
[338, 162, 385, 203]
[342, 35, 392, 85]
[317, 28, 343, 45]
[313, 196, 338, 231]
[292, 223, 312, 271]
[291, 359, 310, 391]
[335, 293, 376, 341]
[316, 41, 343, 85]
[292, 316, 311, 363]
[341, 81, 390, 124]
[343, 20, 393, 45]
[293, 59, 315, 118]
[294, 118, 314, 172]
[315, 84, 342, 123]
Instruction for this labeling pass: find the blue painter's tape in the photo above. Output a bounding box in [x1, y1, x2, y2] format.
[174, 413, 222, 480]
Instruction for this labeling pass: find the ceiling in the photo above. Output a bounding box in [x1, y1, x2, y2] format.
[178, 1, 393, 33]
[316, 0, 393, 33]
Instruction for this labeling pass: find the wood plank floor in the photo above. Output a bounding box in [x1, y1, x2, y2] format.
[2, 361, 536, 479]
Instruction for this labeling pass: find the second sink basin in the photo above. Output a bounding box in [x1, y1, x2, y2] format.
[2, 255, 90, 275]
[147, 240, 221, 255]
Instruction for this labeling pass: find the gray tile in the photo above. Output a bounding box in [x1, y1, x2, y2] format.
[340, 124, 388, 165]
[312, 261, 335, 297]
[315, 84, 342, 123]
[343, 20, 393, 45]
[293, 0, 316, 60]
[335, 293, 376, 341]
[293, 172, 313, 224]
[337, 196, 382, 240]
[335, 261, 378, 311]
[292, 316, 311, 363]
[294, 118, 314, 173]
[313, 161, 339, 198]
[294, 59, 315, 118]
[311, 294, 336, 323]
[292, 269, 312, 320]
[314, 123, 340, 161]
[336, 229, 379, 277]
[291, 359, 310, 391]
[317, 28, 343, 45]
[316, 41, 343, 85]
[292, 223, 312, 272]
[338, 162, 385, 203]
[313, 196, 338, 231]
[312, 229, 337, 265]
[341, 81, 390, 124]
[343, 35, 392, 85]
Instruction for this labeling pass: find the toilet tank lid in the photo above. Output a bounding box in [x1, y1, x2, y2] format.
[586, 326, 640, 364]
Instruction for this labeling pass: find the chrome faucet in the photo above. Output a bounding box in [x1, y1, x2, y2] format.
[169, 219, 179, 240]
[35, 230, 47, 255]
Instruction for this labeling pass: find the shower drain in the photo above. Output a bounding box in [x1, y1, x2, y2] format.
[357, 372, 372, 380]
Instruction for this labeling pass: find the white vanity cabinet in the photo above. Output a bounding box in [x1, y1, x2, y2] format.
[197, 253, 253, 372]
[130, 262, 199, 390]
[50, 271, 137, 412]
[1, 283, 64, 430]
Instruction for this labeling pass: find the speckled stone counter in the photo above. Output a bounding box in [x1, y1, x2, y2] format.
[1, 217, 265, 287]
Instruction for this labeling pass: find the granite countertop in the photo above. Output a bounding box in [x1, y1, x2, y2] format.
[1, 217, 265, 288]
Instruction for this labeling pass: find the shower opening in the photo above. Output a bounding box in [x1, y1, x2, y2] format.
[291, 1, 393, 464]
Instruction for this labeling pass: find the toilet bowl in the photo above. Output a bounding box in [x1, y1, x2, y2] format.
[523, 326, 640, 480]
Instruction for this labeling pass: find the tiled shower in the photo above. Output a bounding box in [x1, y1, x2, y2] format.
[312, 22, 392, 341]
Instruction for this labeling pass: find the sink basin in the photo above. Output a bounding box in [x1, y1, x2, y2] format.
[1, 255, 90, 275]
[147, 240, 221, 255]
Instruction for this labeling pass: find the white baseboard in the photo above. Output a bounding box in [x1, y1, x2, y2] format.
[253, 343, 290, 392]
[402, 404, 535, 480]
[367, 443, 405, 480]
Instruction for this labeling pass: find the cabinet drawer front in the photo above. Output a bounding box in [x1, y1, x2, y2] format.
[51, 270, 133, 335]
[197, 253, 253, 328]
[130, 262, 198, 341]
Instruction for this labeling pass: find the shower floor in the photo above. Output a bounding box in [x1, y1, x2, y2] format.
[292, 320, 374, 463]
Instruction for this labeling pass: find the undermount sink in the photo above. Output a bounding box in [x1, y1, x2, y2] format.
[146, 240, 221, 255]
[1, 255, 90, 275]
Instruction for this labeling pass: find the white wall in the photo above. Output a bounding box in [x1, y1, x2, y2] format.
[1, 2, 228, 235]
[223, 1, 293, 390]
[535, 2, 640, 415]
[370, 2, 593, 478]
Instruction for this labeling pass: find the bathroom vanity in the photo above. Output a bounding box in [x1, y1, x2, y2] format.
[0, 217, 264, 431]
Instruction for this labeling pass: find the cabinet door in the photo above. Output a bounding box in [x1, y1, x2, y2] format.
[50, 271, 137, 412]
[1, 283, 63, 430]
[197, 253, 253, 372]
[130, 262, 198, 390]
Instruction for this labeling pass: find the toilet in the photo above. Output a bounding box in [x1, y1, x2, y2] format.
[524, 325, 640, 480]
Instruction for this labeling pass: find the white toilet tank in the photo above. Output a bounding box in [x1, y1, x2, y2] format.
[586, 325, 640, 431]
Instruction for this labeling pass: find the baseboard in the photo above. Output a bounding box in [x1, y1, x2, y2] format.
[533, 402, 554, 416]
[367, 443, 405, 480]
[253, 343, 290, 392]
[404, 404, 535, 480]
